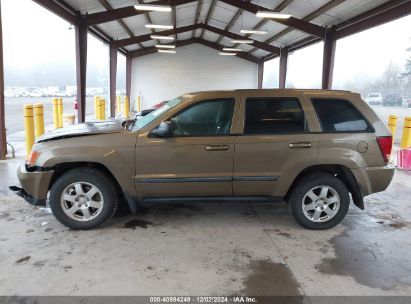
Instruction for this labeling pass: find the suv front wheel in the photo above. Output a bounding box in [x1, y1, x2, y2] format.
[49, 167, 118, 230]
[289, 172, 350, 230]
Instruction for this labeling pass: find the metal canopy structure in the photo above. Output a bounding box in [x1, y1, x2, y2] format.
[0, 0, 411, 159]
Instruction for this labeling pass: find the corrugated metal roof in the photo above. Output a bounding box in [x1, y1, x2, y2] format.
[43, 0, 410, 60]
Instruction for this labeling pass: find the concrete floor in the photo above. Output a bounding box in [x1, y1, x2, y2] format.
[1, 158, 411, 297]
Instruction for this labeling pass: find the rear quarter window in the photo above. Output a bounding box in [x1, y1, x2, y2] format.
[312, 98, 373, 133]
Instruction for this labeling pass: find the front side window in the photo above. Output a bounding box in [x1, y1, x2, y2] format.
[244, 97, 306, 135]
[312, 99, 372, 133]
[170, 99, 235, 136]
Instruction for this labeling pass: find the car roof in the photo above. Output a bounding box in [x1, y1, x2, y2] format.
[186, 89, 356, 96]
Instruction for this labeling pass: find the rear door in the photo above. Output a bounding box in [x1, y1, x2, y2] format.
[233, 91, 319, 197]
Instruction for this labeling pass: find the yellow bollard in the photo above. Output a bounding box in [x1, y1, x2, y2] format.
[53, 98, 59, 129]
[400, 117, 411, 149]
[33, 103, 45, 138]
[102, 98, 106, 120]
[24, 104, 35, 157]
[58, 98, 63, 128]
[97, 99, 102, 120]
[124, 96, 130, 119]
[388, 115, 397, 142]
[137, 96, 141, 112]
[94, 96, 100, 119]
[116, 96, 121, 114]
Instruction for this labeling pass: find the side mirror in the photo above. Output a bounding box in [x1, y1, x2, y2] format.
[150, 121, 173, 138]
[122, 119, 136, 130]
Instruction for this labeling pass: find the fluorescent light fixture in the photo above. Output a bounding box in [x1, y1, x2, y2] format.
[230, 39, 254, 44]
[219, 52, 237, 56]
[240, 30, 268, 35]
[158, 50, 176, 54]
[256, 11, 292, 19]
[134, 4, 171, 12]
[222, 48, 243, 52]
[145, 24, 174, 29]
[151, 35, 175, 40]
[155, 44, 176, 49]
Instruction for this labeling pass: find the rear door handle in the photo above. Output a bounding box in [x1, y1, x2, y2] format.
[289, 142, 312, 149]
[205, 145, 230, 151]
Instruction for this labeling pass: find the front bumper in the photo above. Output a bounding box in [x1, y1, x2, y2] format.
[10, 165, 54, 206]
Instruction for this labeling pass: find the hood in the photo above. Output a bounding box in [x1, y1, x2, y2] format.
[37, 119, 125, 143]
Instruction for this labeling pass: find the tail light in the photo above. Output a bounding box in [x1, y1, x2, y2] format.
[376, 136, 393, 163]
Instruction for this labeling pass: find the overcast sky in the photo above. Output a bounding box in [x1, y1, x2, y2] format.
[1, 0, 410, 89]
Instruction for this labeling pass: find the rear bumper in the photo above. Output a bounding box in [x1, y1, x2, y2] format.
[10, 165, 54, 206]
[351, 165, 395, 197]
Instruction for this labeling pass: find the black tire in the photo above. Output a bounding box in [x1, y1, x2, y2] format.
[49, 167, 118, 230]
[288, 172, 350, 230]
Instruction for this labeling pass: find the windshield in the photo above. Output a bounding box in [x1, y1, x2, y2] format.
[131, 97, 184, 131]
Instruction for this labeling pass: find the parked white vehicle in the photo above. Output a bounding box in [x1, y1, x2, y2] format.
[365, 93, 383, 105]
[4, 90, 16, 98]
[54, 91, 67, 97]
[29, 90, 43, 98]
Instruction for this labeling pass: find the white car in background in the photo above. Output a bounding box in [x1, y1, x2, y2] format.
[365, 93, 383, 105]
[54, 91, 67, 97]
[29, 90, 43, 98]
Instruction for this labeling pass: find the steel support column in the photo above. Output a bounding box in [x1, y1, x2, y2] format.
[109, 43, 117, 118]
[126, 55, 132, 99]
[322, 27, 336, 90]
[258, 61, 264, 89]
[75, 22, 88, 123]
[0, 2, 6, 159]
[279, 48, 288, 89]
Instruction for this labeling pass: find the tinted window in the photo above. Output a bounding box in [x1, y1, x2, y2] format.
[171, 99, 234, 136]
[312, 99, 371, 133]
[244, 98, 306, 134]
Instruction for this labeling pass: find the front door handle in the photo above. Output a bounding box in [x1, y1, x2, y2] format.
[205, 145, 230, 151]
[289, 142, 312, 149]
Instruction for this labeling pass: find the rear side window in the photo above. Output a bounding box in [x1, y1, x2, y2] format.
[312, 99, 372, 133]
[244, 97, 306, 134]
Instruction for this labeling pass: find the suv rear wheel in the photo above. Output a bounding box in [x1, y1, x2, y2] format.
[49, 167, 118, 230]
[289, 172, 350, 230]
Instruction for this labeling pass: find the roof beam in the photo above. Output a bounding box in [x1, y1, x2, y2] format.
[172, 6, 177, 39]
[336, 0, 411, 39]
[129, 38, 197, 58]
[219, 0, 326, 38]
[98, 0, 145, 50]
[231, 0, 294, 48]
[199, 0, 217, 39]
[137, 0, 160, 45]
[248, 0, 346, 55]
[215, 0, 251, 44]
[32, 0, 79, 25]
[85, 0, 195, 26]
[114, 24, 201, 47]
[192, 0, 203, 38]
[115, 23, 280, 54]
[261, 0, 410, 62]
[203, 24, 280, 54]
[196, 39, 259, 63]
[130, 37, 259, 63]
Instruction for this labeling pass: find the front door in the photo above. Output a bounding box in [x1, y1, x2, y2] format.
[135, 98, 238, 197]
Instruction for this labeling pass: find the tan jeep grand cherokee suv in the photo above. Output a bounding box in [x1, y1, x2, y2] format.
[12, 89, 394, 230]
